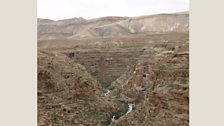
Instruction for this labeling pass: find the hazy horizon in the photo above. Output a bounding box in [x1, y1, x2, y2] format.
[38, 0, 189, 21]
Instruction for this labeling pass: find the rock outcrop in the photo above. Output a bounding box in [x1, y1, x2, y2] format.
[38, 50, 122, 126]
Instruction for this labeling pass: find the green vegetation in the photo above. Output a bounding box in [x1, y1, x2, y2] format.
[112, 100, 128, 120]
[87, 111, 99, 116]
[108, 85, 115, 90]
[51, 114, 60, 126]
[154, 43, 175, 50]
[101, 117, 111, 126]
[91, 70, 100, 77]
[159, 83, 188, 90]
[102, 82, 110, 89]
[85, 109, 112, 126]
[116, 123, 126, 126]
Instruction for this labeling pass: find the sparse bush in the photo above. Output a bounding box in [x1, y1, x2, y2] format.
[91, 70, 100, 77]
[112, 100, 128, 120]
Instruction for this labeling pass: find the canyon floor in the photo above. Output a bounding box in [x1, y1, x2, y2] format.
[38, 13, 189, 126]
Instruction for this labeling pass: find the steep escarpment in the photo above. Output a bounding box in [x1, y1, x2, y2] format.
[38, 50, 126, 126]
[108, 42, 189, 126]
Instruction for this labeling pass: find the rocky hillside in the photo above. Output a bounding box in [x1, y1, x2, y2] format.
[38, 50, 129, 125]
[108, 42, 189, 126]
[38, 12, 189, 126]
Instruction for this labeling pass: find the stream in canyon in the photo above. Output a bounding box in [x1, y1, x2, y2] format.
[109, 102, 135, 126]
[104, 89, 110, 97]
[105, 89, 135, 125]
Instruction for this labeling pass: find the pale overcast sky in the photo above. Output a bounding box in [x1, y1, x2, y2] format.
[38, 0, 189, 20]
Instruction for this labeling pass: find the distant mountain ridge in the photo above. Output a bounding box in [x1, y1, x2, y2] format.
[38, 12, 189, 40]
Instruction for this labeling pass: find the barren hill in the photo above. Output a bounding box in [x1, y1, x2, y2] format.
[38, 12, 189, 39]
[38, 16, 127, 40]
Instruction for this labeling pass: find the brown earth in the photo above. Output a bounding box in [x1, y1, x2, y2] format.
[38, 12, 189, 126]
[38, 51, 129, 125]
